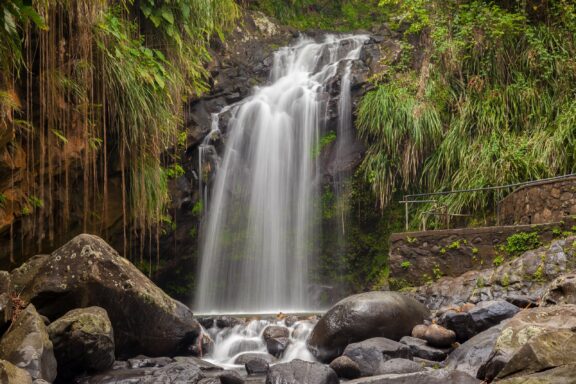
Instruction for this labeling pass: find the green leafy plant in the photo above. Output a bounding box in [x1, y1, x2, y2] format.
[401, 260, 411, 270]
[504, 232, 542, 255]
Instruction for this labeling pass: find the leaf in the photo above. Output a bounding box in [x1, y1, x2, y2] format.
[20, 6, 47, 30]
[149, 14, 162, 28]
[51, 129, 68, 144]
[160, 7, 174, 25]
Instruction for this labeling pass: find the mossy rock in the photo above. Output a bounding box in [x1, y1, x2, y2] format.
[11, 234, 200, 358]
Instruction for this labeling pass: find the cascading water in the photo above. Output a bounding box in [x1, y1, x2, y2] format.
[195, 35, 369, 314]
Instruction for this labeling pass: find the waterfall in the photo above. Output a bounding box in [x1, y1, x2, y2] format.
[195, 35, 369, 314]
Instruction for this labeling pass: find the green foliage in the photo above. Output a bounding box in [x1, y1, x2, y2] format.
[359, 0, 576, 221]
[312, 131, 337, 158]
[166, 164, 185, 179]
[401, 260, 411, 270]
[493, 254, 504, 266]
[501, 272, 510, 287]
[504, 232, 542, 255]
[0, 0, 46, 75]
[251, 0, 386, 31]
[191, 200, 203, 217]
[432, 263, 442, 280]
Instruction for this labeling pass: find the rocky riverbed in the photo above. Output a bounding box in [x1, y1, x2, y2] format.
[0, 234, 575, 383]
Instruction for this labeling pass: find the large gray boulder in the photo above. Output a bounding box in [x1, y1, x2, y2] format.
[478, 305, 576, 381]
[266, 359, 338, 384]
[542, 273, 576, 306]
[48, 306, 115, 378]
[496, 329, 576, 380]
[342, 338, 411, 377]
[11, 234, 201, 358]
[444, 322, 505, 377]
[0, 304, 57, 382]
[307, 292, 429, 362]
[345, 369, 480, 384]
[496, 363, 576, 384]
[0, 359, 33, 384]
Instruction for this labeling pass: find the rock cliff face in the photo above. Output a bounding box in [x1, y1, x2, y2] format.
[1, 9, 401, 299]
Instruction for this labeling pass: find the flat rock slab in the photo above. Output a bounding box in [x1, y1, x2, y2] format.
[345, 369, 480, 384]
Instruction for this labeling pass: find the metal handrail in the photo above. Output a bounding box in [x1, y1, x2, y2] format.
[400, 173, 576, 231]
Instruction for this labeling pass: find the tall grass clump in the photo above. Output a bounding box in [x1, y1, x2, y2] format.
[359, 0, 576, 226]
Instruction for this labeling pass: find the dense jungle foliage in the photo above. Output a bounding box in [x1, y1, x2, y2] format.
[2, 0, 575, 292]
[359, 0, 576, 228]
[0, 0, 238, 265]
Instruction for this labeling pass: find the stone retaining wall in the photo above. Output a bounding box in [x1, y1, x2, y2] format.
[498, 176, 576, 225]
[388, 218, 576, 289]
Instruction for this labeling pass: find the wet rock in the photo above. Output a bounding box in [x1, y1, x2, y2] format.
[0, 359, 32, 384]
[307, 292, 429, 362]
[48, 306, 115, 378]
[542, 273, 576, 306]
[284, 316, 299, 327]
[199, 378, 220, 384]
[411, 324, 428, 339]
[127, 356, 174, 369]
[423, 324, 456, 348]
[478, 304, 576, 381]
[444, 322, 505, 377]
[173, 355, 222, 371]
[266, 337, 290, 357]
[77, 361, 204, 383]
[266, 359, 338, 384]
[342, 337, 412, 377]
[235, 353, 276, 365]
[329, 355, 361, 379]
[345, 369, 481, 384]
[439, 300, 519, 342]
[0, 304, 56, 382]
[263, 325, 289, 341]
[11, 234, 201, 357]
[210, 369, 244, 384]
[496, 329, 576, 380]
[400, 336, 449, 361]
[245, 357, 269, 375]
[377, 358, 425, 375]
[215, 317, 245, 329]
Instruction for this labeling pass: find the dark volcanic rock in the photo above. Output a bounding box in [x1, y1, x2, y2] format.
[11, 234, 201, 358]
[342, 338, 412, 377]
[329, 355, 361, 379]
[400, 336, 449, 362]
[0, 304, 56, 382]
[542, 273, 576, 306]
[263, 325, 289, 341]
[48, 306, 115, 378]
[307, 292, 429, 362]
[439, 300, 519, 342]
[345, 369, 480, 384]
[77, 361, 205, 384]
[444, 323, 505, 377]
[266, 337, 290, 358]
[377, 358, 425, 375]
[266, 359, 338, 384]
[245, 357, 269, 375]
